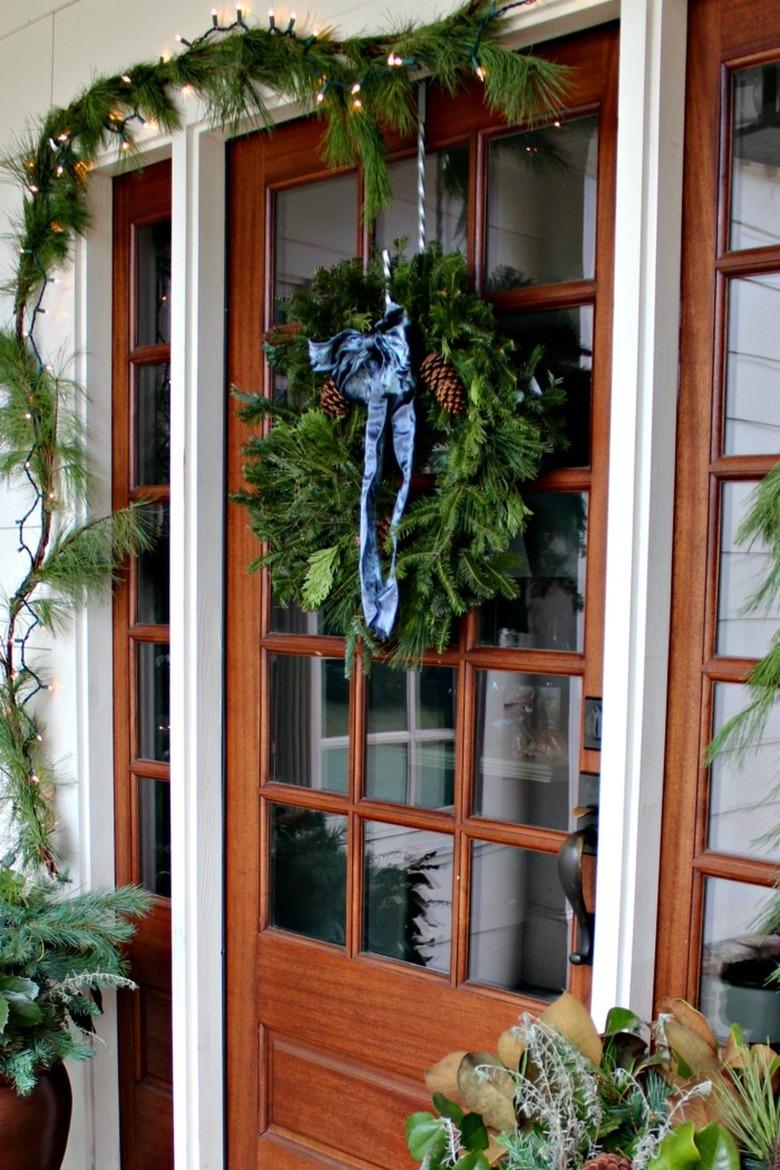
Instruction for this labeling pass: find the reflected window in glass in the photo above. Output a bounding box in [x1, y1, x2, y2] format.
[363, 820, 453, 972]
[137, 503, 170, 625]
[469, 842, 568, 997]
[274, 174, 358, 320]
[731, 63, 780, 252]
[135, 220, 171, 347]
[137, 778, 171, 898]
[708, 685, 780, 860]
[134, 363, 170, 486]
[718, 481, 780, 658]
[486, 116, 598, 290]
[136, 642, 170, 762]
[365, 665, 456, 809]
[472, 669, 581, 831]
[499, 307, 593, 468]
[724, 275, 780, 456]
[479, 493, 588, 651]
[269, 804, 347, 945]
[699, 876, 780, 1043]
[376, 148, 468, 256]
[268, 654, 349, 794]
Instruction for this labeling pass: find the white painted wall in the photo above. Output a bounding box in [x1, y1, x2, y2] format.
[0, 0, 690, 1166]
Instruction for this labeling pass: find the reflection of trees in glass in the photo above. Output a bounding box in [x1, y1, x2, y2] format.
[271, 808, 441, 965]
[524, 493, 587, 606]
[436, 148, 469, 251]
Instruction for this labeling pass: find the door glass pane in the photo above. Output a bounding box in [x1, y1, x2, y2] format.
[469, 842, 568, 998]
[274, 174, 357, 319]
[699, 876, 780, 1043]
[269, 654, 349, 794]
[499, 307, 593, 468]
[717, 481, 780, 658]
[134, 363, 170, 486]
[724, 275, 780, 455]
[269, 804, 347, 945]
[375, 148, 468, 256]
[479, 493, 588, 651]
[137, 502, 169, 625]
[486, 116, 598, 290]
[472, 670, 581, 831]
[363, 820, 453, 973]
[137, 777, 171, 898]
[270, 600, 333, 636]
[731, 62, 780, 252]
[136, 642, 170, 762]
[365, 665, 456, 809]
[135, 219, 171, 347]
[708, 684, 780, 860]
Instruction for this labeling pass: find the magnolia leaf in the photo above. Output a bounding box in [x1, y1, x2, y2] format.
[485, 1135, 506, 1166]
[539, 990, 603, 1066]
[432, 1093, 463, 1124]
[0, 976, 39, 999]
[457, 1053, 516, 1133]
[664, 1020, 721, 1083]
[406, 1112, 447, 1161]
[660, 999, 717, 1052]
[497, 1026, 525, 1071]
[603, 1006, 644, 1036]
[0, 995, 8, 1035]
[426, 1051, 467, 1105]
[649, 1121, 701, 1170]
[8, 998, 44, 1026]
[694, 1123, 739, 1170]
[460, 1112, 489, 1152]
[301, 545, 340, 608]
[455, 1153, 490, 1170]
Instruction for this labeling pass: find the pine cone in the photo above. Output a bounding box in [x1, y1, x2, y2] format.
[420, 351, 466, 414]
[583, 1155, 632, 1170]
[320, 377, 350, 419]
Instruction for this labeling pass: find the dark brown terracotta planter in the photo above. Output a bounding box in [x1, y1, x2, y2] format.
[0, 1063, 72, 1170]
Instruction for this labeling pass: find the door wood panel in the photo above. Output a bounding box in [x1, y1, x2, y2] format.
[226, 25, 617, 1167]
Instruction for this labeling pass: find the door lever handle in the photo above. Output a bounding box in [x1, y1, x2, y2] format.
[557, 821, 597, 967]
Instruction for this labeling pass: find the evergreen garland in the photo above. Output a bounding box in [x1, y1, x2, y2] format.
[234, 247, 564, 668]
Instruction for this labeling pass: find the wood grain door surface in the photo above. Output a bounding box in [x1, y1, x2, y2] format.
[226, 26, 617, 1169]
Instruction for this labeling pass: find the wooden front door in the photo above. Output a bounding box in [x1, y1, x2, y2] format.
[656, 0, 780, 1033]
[226, 25, 617, 1167]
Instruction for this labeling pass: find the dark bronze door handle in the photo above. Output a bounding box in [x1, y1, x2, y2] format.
[557, 823, 597, 966]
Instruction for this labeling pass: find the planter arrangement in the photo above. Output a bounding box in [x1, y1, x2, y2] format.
[406, 992, 780, 1170]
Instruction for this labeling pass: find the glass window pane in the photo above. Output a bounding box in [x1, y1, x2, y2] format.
[472, 670, 581, 831]
[499, 307, 593, 469]
[363, 821, 452, 972]
[724, 275, 780, 455]
[136, 642, 170, 762]
[137, 503, 169, 625]
[479, 493, 588, 651]
[375, 148, 468, 256]
[365, 665, 456, 809]
[269, 655, 349, 794]
[274, 174, 357, 320]
[137, 777, 171, 898]
[708, 684, 780, 860]
[134, 363, 170, 486]
[270, 600, 335, 636]
[731, 63, 780, 252]
[699, 876, 780, 1043]
[135, 219, 171, 347]
[270, 804, 347, 946]
[469, 842, 568, 998]
[486, 116, 598, 290]
[718, 482, 780, 658]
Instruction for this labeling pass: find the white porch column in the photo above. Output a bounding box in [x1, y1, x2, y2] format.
[592, 0, 688, 1023]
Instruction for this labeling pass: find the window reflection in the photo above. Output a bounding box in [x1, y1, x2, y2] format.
[718, 482, 780, 658]
[136, 643, 170, 763]
[700, 876, 780, 1043]
[135, 219, 171, 347]
[376, 148, 468, 256]
[731, 63, 780, 252]
[365, 665, 456, 809]
[724, 275, 780, 455]
[269, 655, 349, 794]
[363, 821, 452, 973]
[709, 684, 780, 860]
[486, 116, 598, 289]
[274, 174, 357, 319]
[134, 363, 170, 486]
[472, 670, 581, 831]
[479, 493, 588, 651]
[270, 804, 347, 945]
[138, 778, 171, 898]
[137, 503, 169, 625]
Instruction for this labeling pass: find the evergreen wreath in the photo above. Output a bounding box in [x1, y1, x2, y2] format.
[234, 247, 564, 669]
